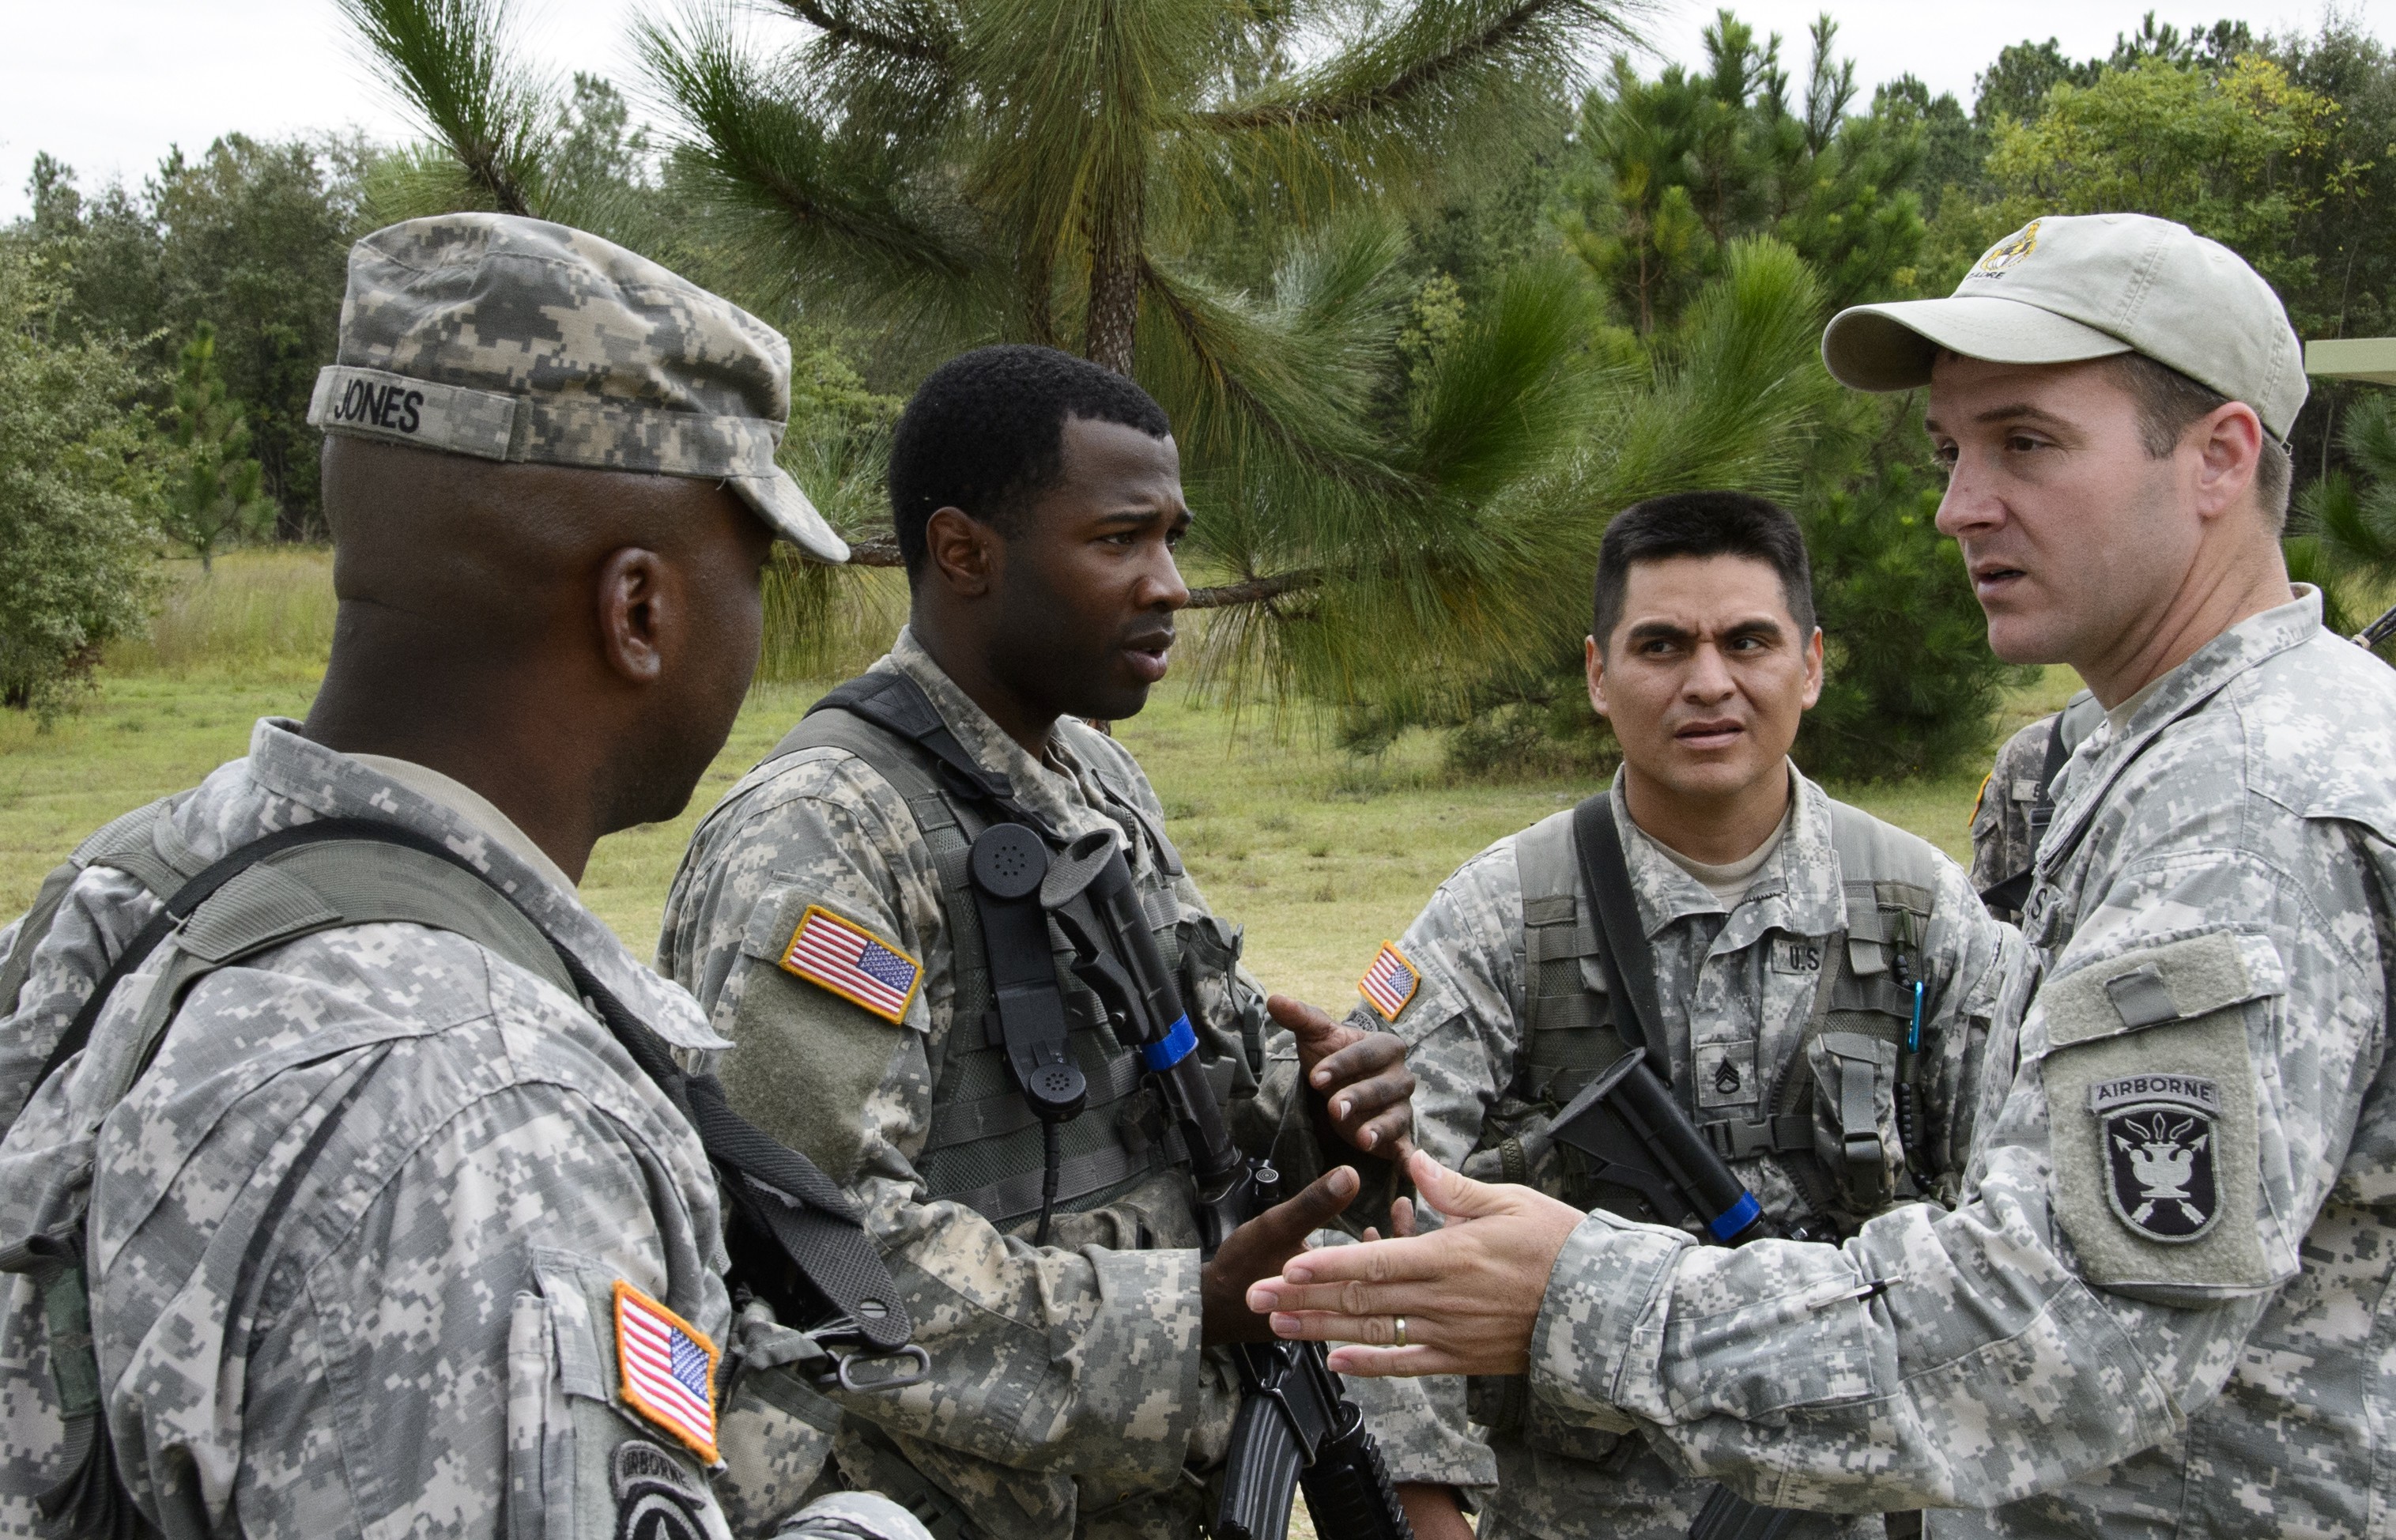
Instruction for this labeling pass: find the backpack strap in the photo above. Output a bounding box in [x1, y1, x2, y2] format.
[0, 798, 196, 1024]
[1979, 693, 2100, 914]
[0, 866, 81, 1024]
[2, 822, 595, 1540]
[25, 819, 913, 1353]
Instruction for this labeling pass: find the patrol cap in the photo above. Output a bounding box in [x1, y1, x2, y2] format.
[307, 213, 847, 561]
[1821, 213, 2307, 440]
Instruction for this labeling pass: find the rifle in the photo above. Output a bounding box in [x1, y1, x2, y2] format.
[1548, 1053, 1798, 1540]
[2355, 598, 2396, 652]
[1564, 797, 1799, 1540]
[1034, 826, 1413, 1540]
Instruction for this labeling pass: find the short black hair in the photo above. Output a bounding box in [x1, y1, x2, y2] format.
[1591, 492, 1816, 651]
[887, 344, 1172, 576]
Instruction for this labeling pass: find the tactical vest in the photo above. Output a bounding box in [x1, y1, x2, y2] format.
[760, 683, 1258, 1234]
[1491, 798, 1942, 1229]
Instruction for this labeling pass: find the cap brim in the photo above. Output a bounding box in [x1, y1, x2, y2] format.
[733, 469, 849, 563]
[1822, 296, 2133, 392]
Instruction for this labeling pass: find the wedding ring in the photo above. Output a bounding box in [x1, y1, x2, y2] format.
[1392, 1315, 1407, 1348]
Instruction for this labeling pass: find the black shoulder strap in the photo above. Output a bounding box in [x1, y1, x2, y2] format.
[36, 818, 914, 1356]
[800, 673, 1061, 840]
[1570, 795, 1672, 1084]
[1978, 711, 2079, 915]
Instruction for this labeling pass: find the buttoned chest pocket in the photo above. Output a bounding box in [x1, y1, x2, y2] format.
[2033, 931, 2284, 1298]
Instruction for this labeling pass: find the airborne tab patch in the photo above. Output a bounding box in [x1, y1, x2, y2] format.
[613, 1282, 720, 1463]
[1358, 942, 1421, 1022]
[780, 905, 923, 1024]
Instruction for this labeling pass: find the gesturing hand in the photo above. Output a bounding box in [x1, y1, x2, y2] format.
[1242, 1150, 1585, 1376]
[1270, 993, 1415, 1157]
[1199, 1165, 1360, 1345]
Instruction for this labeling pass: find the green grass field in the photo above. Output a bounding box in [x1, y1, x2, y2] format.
[0, 550, 2062, 1010]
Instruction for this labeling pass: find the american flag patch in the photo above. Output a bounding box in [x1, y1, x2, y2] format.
[613, 1281, 719, 1463]
[779, 905, 923, 1024]
[1357, 942, 1421, 1022]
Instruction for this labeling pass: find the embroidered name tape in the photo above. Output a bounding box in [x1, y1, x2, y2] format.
[780, 905, 923, 1024]
[307, 364, 519, 460]
[613, 1282, 720, 1463]
[1358, 942, 1421, 1022]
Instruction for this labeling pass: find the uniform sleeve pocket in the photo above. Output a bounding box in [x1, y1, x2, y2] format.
[513, 1248, 732, 1540]
[2036, 931, 2288, 1297]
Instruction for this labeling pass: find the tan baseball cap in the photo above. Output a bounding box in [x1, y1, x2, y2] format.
[1821, 213, 2307, 440]
[308, 213, 848, 562]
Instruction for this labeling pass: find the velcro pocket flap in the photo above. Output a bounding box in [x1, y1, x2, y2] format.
[2041, 930, 2282, 1047]
[2038, 931, 2285, 1297]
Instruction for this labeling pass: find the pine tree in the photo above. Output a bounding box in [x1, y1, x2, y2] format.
[161, 323, 274, 572]
[337, 0, 1843, 723]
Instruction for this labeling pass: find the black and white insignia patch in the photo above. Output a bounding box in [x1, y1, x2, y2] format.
[2091, 1074, 2222, 1243]
[612, 1438, 708, 1540]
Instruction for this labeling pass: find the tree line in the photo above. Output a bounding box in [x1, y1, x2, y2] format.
[4, 2, 2392, 780]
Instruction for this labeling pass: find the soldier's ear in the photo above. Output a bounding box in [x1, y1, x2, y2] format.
[923, 506, 998, 598]
[1584, 634, 1610, 719]
[1799, 627, 1824, 710]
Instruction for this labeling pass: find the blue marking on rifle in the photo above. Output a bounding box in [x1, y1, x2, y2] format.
[1707, 1191, 1762, 1243]
[1141, 1015, 1198, 1071]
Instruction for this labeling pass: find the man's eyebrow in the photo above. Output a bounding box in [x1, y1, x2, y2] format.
[1623, 620, 1695, 642]
[1926, 402, 2074, 434]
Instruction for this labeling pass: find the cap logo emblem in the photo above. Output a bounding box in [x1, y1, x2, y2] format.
[1975, 220, 2043, 278]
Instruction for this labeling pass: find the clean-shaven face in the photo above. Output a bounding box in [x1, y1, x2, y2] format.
[1589, 553, 1823, 806]
[1926, 354, 2196, 667]
[987, 416, 1191, 723]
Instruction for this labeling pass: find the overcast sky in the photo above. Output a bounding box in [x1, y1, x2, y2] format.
[1, 0, 2385, 221]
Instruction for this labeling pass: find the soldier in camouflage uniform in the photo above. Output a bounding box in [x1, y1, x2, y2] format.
[1968, 692, 2099, 923]
[1334, 493, 2015, 1540]
[656, 345, 1451, 1540]
[1251, 214, 2394, 1537]
[0, 215, 926, 1540]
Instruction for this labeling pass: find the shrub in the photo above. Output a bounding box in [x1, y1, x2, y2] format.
[0, 240, 163, 721]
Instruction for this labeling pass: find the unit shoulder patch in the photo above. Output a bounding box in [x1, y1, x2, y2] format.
[1358, 941, 1421, 1022]
[779, 904, 923, 1025]
[2092, 1074, 2221, 1243]
[613, 1281, 721, 1463]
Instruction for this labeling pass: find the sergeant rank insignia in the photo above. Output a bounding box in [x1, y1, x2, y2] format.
[613, 1281, 721, 1463]
[780, 904, 923, 1024]
[2091, 1074, 2221, 1242]
[1358, 942, 1421, 1022]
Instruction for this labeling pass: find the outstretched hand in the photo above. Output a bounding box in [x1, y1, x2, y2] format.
[1269, 993, 1415, 1158]
[1242, 1150, 1585, 1376]
[1199, 1164, 1360, 1345]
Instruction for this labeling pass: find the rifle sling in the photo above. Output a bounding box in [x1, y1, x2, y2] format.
[1571, 795, 1673, 1084]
